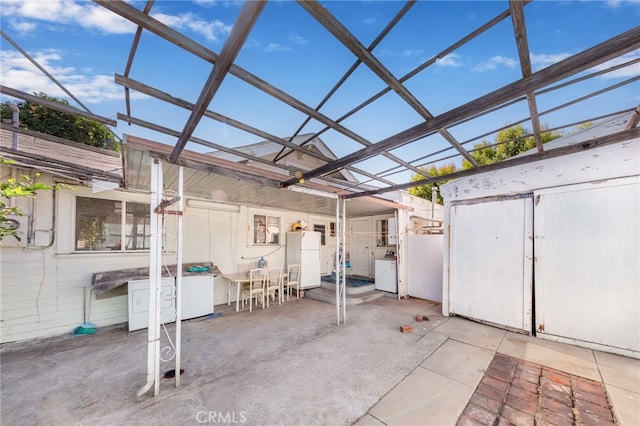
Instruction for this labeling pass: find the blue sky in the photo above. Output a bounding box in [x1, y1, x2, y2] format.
[1, 0, 639, 184]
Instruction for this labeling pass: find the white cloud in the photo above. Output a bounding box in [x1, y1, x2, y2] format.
[592, 50, 640, 79]
[0, 0, 135, 34]
[401, 49, 424, 58]
[436, 53, 462, 67]
[289, 35, 308, 46]
[7, 20, 37, 35]
[472, 55, 517, 72]
[361, 17, 375, 25]
[152, 12, 231, 42]
[0, 49, 143, 104]
[605, 0, 640, 8]
[264, 43, 291, 53]
[530, 52, 572, 69]
[1, 0, 233, 40]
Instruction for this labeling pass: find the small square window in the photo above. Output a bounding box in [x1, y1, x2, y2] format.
[253, 214, 280, 245]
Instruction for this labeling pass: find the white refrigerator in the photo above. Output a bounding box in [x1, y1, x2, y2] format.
[286, 231, 321, 289]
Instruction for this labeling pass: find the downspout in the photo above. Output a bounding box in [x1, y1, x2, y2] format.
[7, 102, 19, 149]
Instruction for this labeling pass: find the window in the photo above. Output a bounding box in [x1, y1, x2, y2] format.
[253, 214, 280, 245]
[313, 224, 326, 246]
[330, 222, 335, 237]
[75, 197, 150, 251]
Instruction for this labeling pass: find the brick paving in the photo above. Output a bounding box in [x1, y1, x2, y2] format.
[457, 353, 617, 426]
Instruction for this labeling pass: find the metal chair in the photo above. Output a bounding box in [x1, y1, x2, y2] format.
[282, 264, 300, 301]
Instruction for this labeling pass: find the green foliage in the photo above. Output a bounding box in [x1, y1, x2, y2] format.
[462, 124, 563, 170]
[408, 163, 457, 204]
[0, 93, 119, 152]
[0, 158, 67, 241]
[409, 124, 564, 202]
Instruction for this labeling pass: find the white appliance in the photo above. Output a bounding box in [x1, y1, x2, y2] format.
[375, 259, 397, 293]
[286, 231, 321, 289]
[128, 275, 215, 331]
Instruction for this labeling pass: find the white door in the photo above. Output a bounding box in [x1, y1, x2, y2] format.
[449, 195, 533, 332]
[350, 218, 371, 277]
[534, 179, 640, 355]
[408, 234, 443, 302]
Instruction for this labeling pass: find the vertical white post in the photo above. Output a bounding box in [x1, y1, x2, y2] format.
[175, 166, 184, 387]
[137, 158, 163, 397]
[335, 198, 340, 325]
[152, 160, 163, 397]
[341, 198, 346, 323]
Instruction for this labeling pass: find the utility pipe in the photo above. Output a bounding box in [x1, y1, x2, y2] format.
[7, 102, 19, 149]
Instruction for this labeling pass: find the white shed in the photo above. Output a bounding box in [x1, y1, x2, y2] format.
[441, 112, 640, 359]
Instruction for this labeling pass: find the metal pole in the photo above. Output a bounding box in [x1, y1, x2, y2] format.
[335, 198, 340, 325]
[137, 158, 162, 397]
[341, 198, 347, 324]
[175, 166, 183, 387]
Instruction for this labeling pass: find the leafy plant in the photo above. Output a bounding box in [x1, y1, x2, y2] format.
[0, 158, 68, 241]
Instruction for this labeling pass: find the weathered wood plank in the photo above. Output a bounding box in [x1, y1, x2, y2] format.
[91, 262, 221, 297]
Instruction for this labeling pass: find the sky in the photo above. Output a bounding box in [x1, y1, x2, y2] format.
[1, 0, 639, 185]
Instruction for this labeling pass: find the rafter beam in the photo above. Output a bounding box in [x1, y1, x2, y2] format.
[114, 74, 395, 186]
[298, 0, 478, 167]
[280, 25, 640, 187]
[169, 1, 265, 162]
[509, 0, 544, 152]
[345, 127, 640, 198]
[0, 85, 117, 126]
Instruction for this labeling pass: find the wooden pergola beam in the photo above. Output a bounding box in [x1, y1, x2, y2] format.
[298, 0, 478, 167]
[0, 85, 117, 127]
[114, 74, 395, 186]
[169, 1, 265, 162]
[509, 0, 544, 152]
[280, 25, 640, 187]
[345, 127, 640, 199]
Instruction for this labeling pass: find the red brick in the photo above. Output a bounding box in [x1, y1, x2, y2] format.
[480, 374, 510, 392]
[575, 410, 617, 426]
[470, 393, 502, 414]
[514, 368, 540, 385]
[575, 399, 615, 423]
[574, 388, 609, 406]
[540, 377, 571, 395]
[541, 368, 571, 386]
[572, 376, 606, 395]
[539, 387, 573, 407]
[538, 396, 575, 419]
[536, 408, 573, 426]
[457, 414, 485, 426]
[501, 405, 535, 426]
[486, 366, 515, 383]
[517, 359, 542, 369]
[463, 403, 498, 425]
[491, 354, 519, 369]
[496, 417, 517, 426]
[508, 384, 538, 402]
[505, 394, 538, 416]
[511, 378, 539, 394]
[476, 383, 507, 403]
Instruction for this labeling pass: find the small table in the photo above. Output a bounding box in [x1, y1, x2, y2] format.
[223, 273, 250, 312]
[223, 271, 287, 312]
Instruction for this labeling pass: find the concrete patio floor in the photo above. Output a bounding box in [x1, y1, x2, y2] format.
[1, 296, 638, 425]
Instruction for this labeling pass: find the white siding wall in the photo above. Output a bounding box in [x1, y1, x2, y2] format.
[0, 176, 338, 343]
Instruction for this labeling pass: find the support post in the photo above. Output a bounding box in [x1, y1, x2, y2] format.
[175, 166, 184, 387]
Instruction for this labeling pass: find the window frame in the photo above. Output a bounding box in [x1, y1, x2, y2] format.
[250, 211, 282, 246]
[74, 196, 152, 253]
